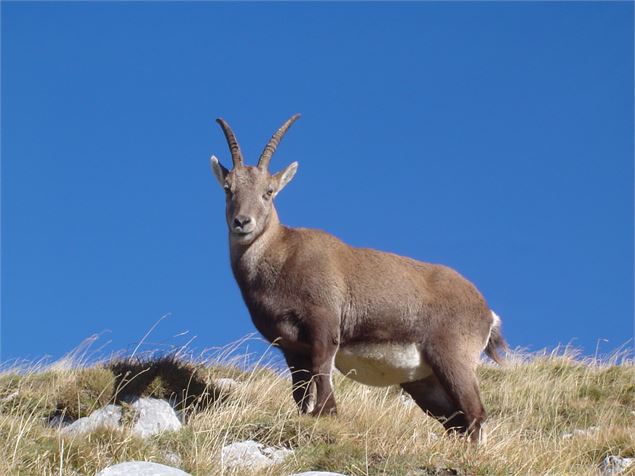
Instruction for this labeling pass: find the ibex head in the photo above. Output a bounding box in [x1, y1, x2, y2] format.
[210, 114, 300, 244]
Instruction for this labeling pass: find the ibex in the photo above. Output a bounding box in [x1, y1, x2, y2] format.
[209, 114, 507, 444]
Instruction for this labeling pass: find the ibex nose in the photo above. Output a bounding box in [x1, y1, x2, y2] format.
[233, 215, 252, 229]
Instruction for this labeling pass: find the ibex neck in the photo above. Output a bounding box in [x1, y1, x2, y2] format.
[229, 208, 285, 285]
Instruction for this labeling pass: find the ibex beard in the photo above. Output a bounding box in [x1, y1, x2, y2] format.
[209, 114, 508, 445]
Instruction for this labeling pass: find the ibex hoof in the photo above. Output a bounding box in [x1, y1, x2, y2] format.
[310, 405, 337, 418]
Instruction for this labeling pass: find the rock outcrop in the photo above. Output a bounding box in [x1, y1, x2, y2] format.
[61, 404, 121, 435]
[221, 440, 293, 471]
[59, 398, 182, 438]
[95, 461, 191, 476]
[600, 456, 634, 476]
[130, 398, 182, 438]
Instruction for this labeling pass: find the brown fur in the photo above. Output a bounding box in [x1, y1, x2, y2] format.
[210, 115, 507, 443]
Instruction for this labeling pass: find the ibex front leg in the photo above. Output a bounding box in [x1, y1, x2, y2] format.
[306, 308, 340, 417]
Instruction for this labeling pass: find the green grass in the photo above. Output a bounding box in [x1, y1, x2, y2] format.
[0, 345, 633, 475]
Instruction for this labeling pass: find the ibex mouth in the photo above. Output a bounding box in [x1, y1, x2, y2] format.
[231, 229, 255, 242]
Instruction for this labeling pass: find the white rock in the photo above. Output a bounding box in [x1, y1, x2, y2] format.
[61, 404, 121, 436]
[600, 456, 634, 476]
[399, 393, 416, 408]
[131, 398, 182, 438]
[261, 444, 293, 464]
[95, 461, 191, 476]
[221, 440, 293, 470]
[163, 450, 182, 467]
[287, 473, 349, 476]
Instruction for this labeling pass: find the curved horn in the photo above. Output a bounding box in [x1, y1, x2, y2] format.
[216, 118, 244, 168]
[257, 113, 301, 170]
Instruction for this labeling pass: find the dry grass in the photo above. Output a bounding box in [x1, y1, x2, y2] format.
[0, 343, 633, 476]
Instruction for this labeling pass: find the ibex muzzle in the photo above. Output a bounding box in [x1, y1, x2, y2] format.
[209, 115, 507, 445]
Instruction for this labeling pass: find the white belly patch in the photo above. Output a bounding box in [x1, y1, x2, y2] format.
[334, 343, 432, 387]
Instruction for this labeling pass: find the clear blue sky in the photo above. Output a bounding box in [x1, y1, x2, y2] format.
[2, 2, 633, 363]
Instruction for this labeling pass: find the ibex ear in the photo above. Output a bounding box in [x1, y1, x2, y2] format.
[210, 155, 229, 187]
[274, 161, 298, 195]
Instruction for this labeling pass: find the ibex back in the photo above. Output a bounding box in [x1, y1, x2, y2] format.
[209, 114, 507, 444]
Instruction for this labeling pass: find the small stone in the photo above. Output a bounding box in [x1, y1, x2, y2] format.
[95, 461, 191, 476]
[221, 440, 293, 470]
[0, 391, 19, 403]
[163, 450, 182, 467]
[399, 393, 416, 408]
[287, 472, 349, 476]
[61, 404, 121, 436]
[261, 444, 293, 464]
[130, 398, 182, 438]
[600, 455, 634, 476]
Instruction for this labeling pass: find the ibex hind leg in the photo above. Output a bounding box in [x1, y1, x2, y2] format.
[423, 347, 487, 445]
[401, 374, 469, 435]
[402, 352, 487, 444]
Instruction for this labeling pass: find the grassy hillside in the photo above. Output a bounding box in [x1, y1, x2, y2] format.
[0, 346, 633, 475]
